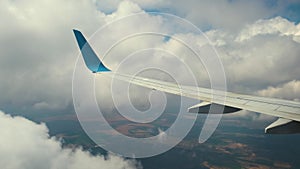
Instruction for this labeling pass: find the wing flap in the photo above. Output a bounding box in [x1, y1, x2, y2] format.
[265, 118, 300, 134]
[188, 102, 241, 114]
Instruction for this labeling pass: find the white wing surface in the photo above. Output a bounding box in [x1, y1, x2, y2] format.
[74, 29, 300, 134]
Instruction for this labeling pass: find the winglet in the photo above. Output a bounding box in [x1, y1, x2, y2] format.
[73, 29, 111, 73]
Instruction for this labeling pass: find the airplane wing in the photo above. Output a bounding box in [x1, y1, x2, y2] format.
[73, 29, 300, 134]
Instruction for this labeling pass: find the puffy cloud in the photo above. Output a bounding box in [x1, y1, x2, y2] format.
[104, 1, 144, 21]
[225, 109, 276, 123]
[235, 16, 300, 42]
[0, 0, 159, 113]
[204, 16, 300, 92]
[0, 0, 106, 113]
[0, 110, 141, 169]
[257, 80, 300, 101]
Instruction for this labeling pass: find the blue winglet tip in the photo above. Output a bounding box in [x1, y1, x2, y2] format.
[73, 29, 86, 50]
[73, 29, 111, 73]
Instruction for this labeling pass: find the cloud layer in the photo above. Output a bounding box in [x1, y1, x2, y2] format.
[0, 110, 140, 169]
[0, 0, 299, 118]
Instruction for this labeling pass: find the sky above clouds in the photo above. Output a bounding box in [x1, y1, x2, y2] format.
[0, 0, 300, 168]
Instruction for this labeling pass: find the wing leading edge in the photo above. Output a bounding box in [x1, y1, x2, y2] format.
[73, 30, 300, 134]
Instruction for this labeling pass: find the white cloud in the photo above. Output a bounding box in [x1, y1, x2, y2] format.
[204, 17, 300, 92]
[0, 110, 141, 169]
[257, 80, 300, 101]
[0, 0, 106, 113]
[235, 16, 300, 42]
[225, 110, 276, 123]
[0, 0, 158, 113]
